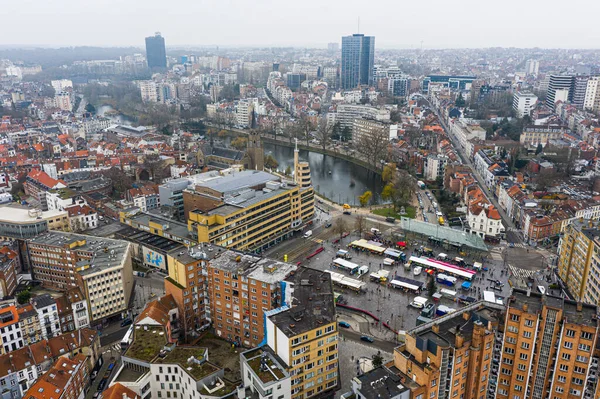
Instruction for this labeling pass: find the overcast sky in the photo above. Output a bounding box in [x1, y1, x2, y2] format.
[5, 0, 600, 49]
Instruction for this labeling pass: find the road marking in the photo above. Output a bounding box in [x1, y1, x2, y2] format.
[508, 265, 537, 279]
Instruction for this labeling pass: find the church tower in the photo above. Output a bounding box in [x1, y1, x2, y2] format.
[245, 131, 264, 170]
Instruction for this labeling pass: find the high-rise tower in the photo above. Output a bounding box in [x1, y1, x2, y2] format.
[145, 32, 167, 71]
[341, 34, 375, 89]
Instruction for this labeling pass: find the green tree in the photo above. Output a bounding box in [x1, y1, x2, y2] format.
[455, 93, 466, 107]
[264, 154, 279, 169]
[231, 136, 247, 151]
[372, 353, 383, 369]
[84, 103, 96, 114]
[17, 290, 31, 305]
[381, 184, 395, 202]
[358, 191, 372, 207]
[535, 143, 543, 155]
[285, 166, 292, 176]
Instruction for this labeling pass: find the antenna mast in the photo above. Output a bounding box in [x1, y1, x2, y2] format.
[357, 17, 360, 34]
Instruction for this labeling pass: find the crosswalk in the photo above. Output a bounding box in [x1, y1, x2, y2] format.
[508, 264, 537, 279]
[510, 243, 528, 249]
[102, 344, 121, 354]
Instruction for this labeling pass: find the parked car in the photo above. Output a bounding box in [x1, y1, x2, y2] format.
[385, 217, 395, 223]
[325, 221, 332, 228]
[360, 335, 374, 343]
[120, 318, 132, 327]
[338, 321, 351, 328]
[97, 380, 107, 391]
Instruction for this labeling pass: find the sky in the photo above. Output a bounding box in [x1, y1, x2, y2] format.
[4, 0, 600, 49]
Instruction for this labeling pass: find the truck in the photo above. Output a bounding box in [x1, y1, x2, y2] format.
[336, 249, 352, 259]
[417, 181, 426, 189]
[410, 296, 429, 309]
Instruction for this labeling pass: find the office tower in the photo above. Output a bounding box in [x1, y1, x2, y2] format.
[525, 59, 539, 76]
[341, 34, 375, 89]
[145, 32, 167, 70]
[558, 219, 600, 303]
[546, 74, 574, 108]
[327, 42, 339, 53]
[496, 288, 599, 399]
[286, 73, 306, 90]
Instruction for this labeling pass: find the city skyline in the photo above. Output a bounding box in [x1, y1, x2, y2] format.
[3, 0, 600, 49]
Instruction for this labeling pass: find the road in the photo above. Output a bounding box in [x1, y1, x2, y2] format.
[100, 326, 129, 347]
[418, 96, 522, 244]
[338, 328, 398, 353]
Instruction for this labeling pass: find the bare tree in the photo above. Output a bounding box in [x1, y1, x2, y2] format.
[314, 117, 333, 151]
[390, 170, 417, 211]
[333, 218, 348, 240]
[355, 214, 366, 238]
[143, 153, 169, 183]
[298, 116, 315, 146]
[355, 125, 390, 170]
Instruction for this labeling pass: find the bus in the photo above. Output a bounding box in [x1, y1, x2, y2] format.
[120, 325, 134, 350]
[332, 258, 360, 275]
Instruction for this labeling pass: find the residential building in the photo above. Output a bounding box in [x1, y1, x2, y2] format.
[524, 59, 539, 76]
[424, 154, 448, 181]
[24, 170, 67, 211]
[31, 294, 61, 340]
[24, 355, 89, 399]
[55, 288, 90, 333]
[584, 76, 600, 113]
[208, 251, 296, 348]
[0, 205, 70, 240]
[139, 80, 158, 102]
[558, 219, 600, 303]
[46, 188, 80, 212]
[101, 383, 140, 399]
[81, 117, 111, 139]
[240, 347, 291, 398]
[235, 99, 254, 128]
[286, 73, 306, 90]
[393, 302, 500, 399]
[158, 178, 191, 220]
[135, 295, 179, 341]
[336, 104, 390, 132]
[449, 120, 486, 151]
[65, 204, 98, 232]
[341, 34, 375, 89]
[17, 304, 42, 345]
[27, 232, 133, 323]
[55, 92, 72, 112]
[348, 367, 410, 399]
[145, 32, 167, 70]
[572, 75, 590, 109]
[496, 288, 599, 399]
[466, 187, 505, 240]
[512, 92, 538, 118]
[126, 185, 160, 212]
[422, 75, 476, 93]
[519, 124, 568, 147]
[546, 74, 574, 108]
[0, 306, 24, 354]
[0, 247, 18, 298]
[265, 266, 340, 399]
[51, 80, 73, 93]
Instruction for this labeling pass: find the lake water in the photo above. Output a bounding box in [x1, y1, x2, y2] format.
[97, 104, 136, 125]
[263, 142, 386, 205]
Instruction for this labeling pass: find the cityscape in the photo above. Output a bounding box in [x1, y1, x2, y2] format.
[2, 5, 600, 399]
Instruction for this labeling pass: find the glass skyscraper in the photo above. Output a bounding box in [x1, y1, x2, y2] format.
[145, 32, 167, 70]
[341, 34, 375, 89]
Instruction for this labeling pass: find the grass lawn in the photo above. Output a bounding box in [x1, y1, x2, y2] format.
[372, 206, 416, 219]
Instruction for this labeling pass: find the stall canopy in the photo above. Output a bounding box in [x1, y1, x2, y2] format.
[397, 241, 407, 247]
[461, 281, 472, 290]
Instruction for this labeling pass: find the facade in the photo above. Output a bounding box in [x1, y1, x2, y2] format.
[31, 294, 61, 340]
[352, 118, 398, 142]
[424, 154, 448, 181]
[557, 219, 600, 303]
[240, 346, 291, 399]
[546, 74, 574, 108]
[66, 204, 98, 232]
[27, 232, 133, 323]
[512, 92, 538, 118]
[422, 75, 476, 93]
[56, 288, 91, 333]
[572, 75, 590, 109]
[25, 355, 88, 399]
[341, 34, 375, 89]
[127, 185, 160, 213]
[139, 80, 158, 102]
[496, 289, 599, 399]
[0, 306, 24, 354]
[17, 304, 42, 345]
[449, 120, 486, 151]
[159, 178, 191, 220]
[185, 170, 314, 253]
[145, 32, 167, 70]
[0, 205, 70, 239]
[519, 124, 567, 147]
[286, 73, 306, 90]
[336, 104, 390, 132]
[235, 99, 254, 128]
[55, 92, 72, 111]
[524, 59, 539, 76]
[584, 76, 600, 112]
[0, 248, 18, 298]
[51, 80, 73, 93]
[24, 170, 67, 211]
[265, 266, 340, 399]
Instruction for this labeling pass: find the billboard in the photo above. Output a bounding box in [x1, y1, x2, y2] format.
[142, 247, 166, 271]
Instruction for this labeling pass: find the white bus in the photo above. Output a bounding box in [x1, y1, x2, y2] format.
[120, 325, 134, 350]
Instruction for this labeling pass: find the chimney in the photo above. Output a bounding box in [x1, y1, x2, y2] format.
[522, 303, 528, 312]
[462, 312, 470, 321]
[526, 287, 531, 297]
[431, 324, 440, 333]
[455, 333, 464, 348]
[577, 302, 583, 312]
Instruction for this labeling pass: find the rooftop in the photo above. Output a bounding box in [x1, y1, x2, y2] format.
[115, 227, 184, 253]
[192, 170, 279, 195]
[0, 205, 67, 224]
[126, 211, 193, 242]
[269, 266, 336, 337]
[399, 217, 488, 251]
[209, 250, 297, 284]
[155, 347, 214, 381]
[29, 231, 130, 275]
[243, 347, 287, 384]
[124, 326, 167, 362]
[354, 367, 409, 399]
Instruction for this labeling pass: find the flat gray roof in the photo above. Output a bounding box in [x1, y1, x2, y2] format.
[128, 211, 193, 241]
[209, 250, 297, 284]
[399, 217, 488, 251]
[199, 170, 278, 194]
[29, 231, 130, 275]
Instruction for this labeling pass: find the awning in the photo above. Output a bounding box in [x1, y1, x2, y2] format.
[461, 281, 472, 289]
[397, 241, 407, 247]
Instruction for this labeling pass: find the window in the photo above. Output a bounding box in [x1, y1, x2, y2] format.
[564, 341, 573, 349]
[578, 343, 591, 352]
[519, 353, 528, 360]
[557, 376, 566, 383]
[562, 353, 571, 361]
[559, 364, 568, 372]
[521, 342, 530, 350]
[581, 331, 593, 340]
[523, 331, 531, 338]
[431, 379, 437, 387]
[510, 314, 520, 322]
[566, 329, 575, 337]
[524, 320, 533, 327]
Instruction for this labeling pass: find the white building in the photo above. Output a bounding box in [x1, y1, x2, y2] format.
[139, 80, 158, 102]
[42, 163, 58, 180]
[524, 59, 539, 76]
[81, 118, 111, 139]
[31, 294, 61, 340]
[67, 289, 91, 330]
[449, 119, 486, 150]
[467, 204, 504, 240]
[235, 100, 254, 128]
[5, 66, 22, 80]
[424, 154, 448, 181]
[240, 348, 291, 399]
[584, 76, 600, 112]
[352, 118, 398, 142]
[65, 204, 98, 232]
[51, 80, 73, 93]
[512, 92, 538, 118]
[0, 306, 24, 354]
[54, 92, 72, 111]
[336, 104, 390, 132]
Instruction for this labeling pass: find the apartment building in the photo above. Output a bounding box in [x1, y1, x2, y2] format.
[25, 355, 89, 399]
[0, 306, 24, 354]
[185, 170, 314, 253]
[352, 118, 399, 142]
[265, 267, 340, 399]
[27, 232, 133, 323]
[512, 92, 538, 118]
[17, 304, 42, 345]
[208, 251, 296, 348]
[496, 289, 599, 399]
[449, 120, 486, 151]
[0, 247, 18, 298]
[519, 124, 568, 147]
[393, 303, 499, 399]
[55, 288, 91, 332]
[557, 219, 600, 303]
[31, 294, 61, 340]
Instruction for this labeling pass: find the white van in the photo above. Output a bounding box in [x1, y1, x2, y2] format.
[357, 265, 370, 276]
[303, 230, 313, 238]
[410, 296, 428, 309]
[370, 227, 381, 235]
